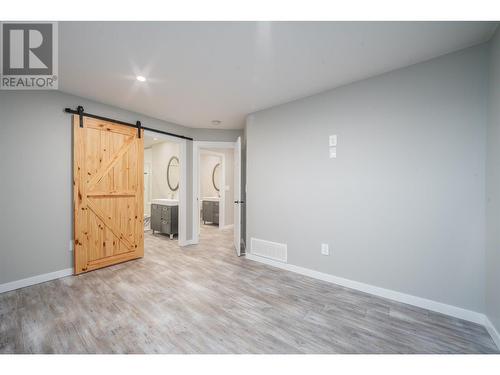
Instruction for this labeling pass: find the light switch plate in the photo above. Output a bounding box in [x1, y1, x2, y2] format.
[329, 134, 337, 147]
[329, 147, 337, 159]
[321, 243, 329, 255]
[69, 240, 74, 252]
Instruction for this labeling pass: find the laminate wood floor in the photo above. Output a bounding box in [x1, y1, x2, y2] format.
[0, 225, 498, 354]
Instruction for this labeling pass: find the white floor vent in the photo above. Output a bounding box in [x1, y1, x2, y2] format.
[250, 238, 287, 263]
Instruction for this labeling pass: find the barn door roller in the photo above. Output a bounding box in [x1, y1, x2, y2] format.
[77, 106, 84, 128]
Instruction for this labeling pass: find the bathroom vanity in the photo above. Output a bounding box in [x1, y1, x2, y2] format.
[202, 197, 219, 225]
[151, 199, 178, 239]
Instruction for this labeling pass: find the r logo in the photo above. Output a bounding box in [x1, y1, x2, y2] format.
[1, 22, 57, 89]
[2, 23, 53, 75]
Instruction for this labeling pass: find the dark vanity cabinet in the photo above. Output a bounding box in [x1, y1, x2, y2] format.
[151, 204, 178, 239]
[202, 200, 219, 225]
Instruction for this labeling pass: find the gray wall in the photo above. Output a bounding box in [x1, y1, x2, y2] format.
[486, 27, 500, 332]
[0, 90, 240, 284]
[246, 44, 489, 312]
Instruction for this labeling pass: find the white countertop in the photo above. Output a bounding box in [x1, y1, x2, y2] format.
[202, 197, 220, 202]
[152, 198, 179, 206]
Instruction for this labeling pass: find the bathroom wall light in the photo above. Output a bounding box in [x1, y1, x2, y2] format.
[136, 75, 146, 82]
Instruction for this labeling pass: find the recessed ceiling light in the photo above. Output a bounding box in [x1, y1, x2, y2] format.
[136, 75, 146, 82]
[212, 120, 221, 126]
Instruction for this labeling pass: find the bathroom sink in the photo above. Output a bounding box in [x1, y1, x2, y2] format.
[202, 197, 220, 202]
[152, 198, 179, 206]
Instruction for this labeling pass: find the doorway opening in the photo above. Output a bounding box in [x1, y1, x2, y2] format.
[193, 138, 242, 256]
[199, 149, 227, 229]
[143, 130, 188, 246]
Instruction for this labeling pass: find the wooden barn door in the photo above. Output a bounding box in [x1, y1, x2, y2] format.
[73, 115, 144, 274]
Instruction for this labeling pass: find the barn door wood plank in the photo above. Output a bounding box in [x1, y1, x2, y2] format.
[73, 116, 144, 274]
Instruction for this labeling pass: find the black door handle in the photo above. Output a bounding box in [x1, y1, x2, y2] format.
[234, 201, 245, 204]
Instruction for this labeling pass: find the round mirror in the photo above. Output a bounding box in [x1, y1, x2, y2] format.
[167, 156, 180, 191]
[212, 163, 221, 192]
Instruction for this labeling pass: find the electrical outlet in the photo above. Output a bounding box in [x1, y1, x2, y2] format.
[321, 243, 329, 256]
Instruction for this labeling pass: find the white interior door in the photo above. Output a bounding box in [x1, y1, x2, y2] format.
[233, 137, 242, 256]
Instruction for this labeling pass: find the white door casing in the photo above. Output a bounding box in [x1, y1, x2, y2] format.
[233, 136, 242, 256]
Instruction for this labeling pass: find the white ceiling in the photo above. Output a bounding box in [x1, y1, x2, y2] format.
[143, 133, 166, 149]
[59, 22, 497, 129]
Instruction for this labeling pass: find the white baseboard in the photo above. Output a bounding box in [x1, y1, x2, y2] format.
[484, 317, 500, 350]
[245, 253, 486, 326]
[221, 224, 234, 230]
[0, 268, 73, 294]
